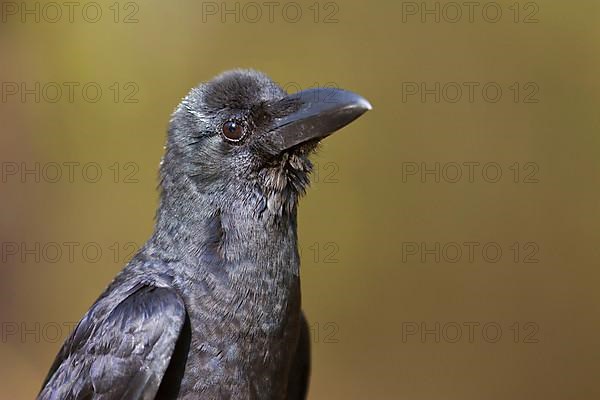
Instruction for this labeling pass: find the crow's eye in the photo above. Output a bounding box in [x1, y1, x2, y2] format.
[222, 120, 244, 142]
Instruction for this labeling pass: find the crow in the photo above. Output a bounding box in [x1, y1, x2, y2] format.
[38, 69, 371, 400]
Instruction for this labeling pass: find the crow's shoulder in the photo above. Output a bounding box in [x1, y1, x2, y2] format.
[38, 275, 187, 400]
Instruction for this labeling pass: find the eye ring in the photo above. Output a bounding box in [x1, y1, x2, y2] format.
[221, 120, 245, 142]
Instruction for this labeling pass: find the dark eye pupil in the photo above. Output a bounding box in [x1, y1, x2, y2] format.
[222, 121, 243, 141]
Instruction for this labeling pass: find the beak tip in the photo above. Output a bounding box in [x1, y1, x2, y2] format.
[358, 97, 373, 111]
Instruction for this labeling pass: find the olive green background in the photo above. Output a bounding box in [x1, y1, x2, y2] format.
[1, 1, 599, 399]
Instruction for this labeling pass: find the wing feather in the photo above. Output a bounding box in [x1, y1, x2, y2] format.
[38, 285, 186, 400]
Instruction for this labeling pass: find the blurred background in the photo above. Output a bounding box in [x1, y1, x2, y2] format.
[1, 1, 599, 399]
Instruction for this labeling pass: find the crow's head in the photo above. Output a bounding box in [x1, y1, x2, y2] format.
[161, 69, 371, 216]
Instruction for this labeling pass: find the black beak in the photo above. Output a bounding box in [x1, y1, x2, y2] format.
[268, 88, 372, 151]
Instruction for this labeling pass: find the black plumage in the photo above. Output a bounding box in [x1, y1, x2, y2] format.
[38, 69, 371, 399]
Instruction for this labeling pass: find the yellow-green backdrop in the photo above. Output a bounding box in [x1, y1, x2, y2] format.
[1, 1, 599, 399]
